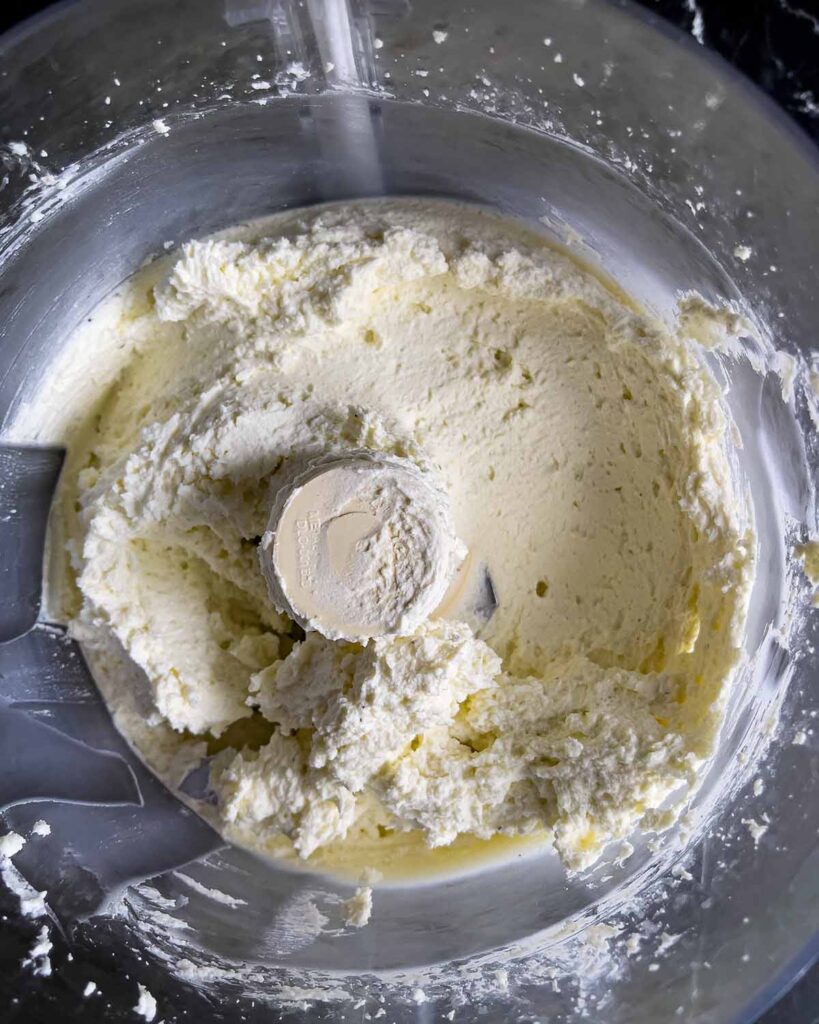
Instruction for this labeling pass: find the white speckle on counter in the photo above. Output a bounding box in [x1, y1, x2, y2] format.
[83, 981, 97, 997]
[1, 847, 48, 916]
[8, 141, 28, 156]
[753, 778, 764, 797]
[793, 730, 808, 745]
[134, 983, 157, 1021]
[373, 37, 383, 49]
[685, 0, 705, 44]
[733, 245, 753, 262]
[572, 73, 585, 87]
[151, 119, 170, 136]
[412, 988, 427, 1004]
[31, 820, 51, 838]
[432, 30, 448, 44]
[0, 832, 26, 859]
[22, 925, 52, 977]
[795, 90, 819, 117]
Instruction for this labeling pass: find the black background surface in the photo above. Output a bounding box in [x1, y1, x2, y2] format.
[0, 1, 817, 1022]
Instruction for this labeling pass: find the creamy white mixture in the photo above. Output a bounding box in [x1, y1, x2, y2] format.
[41, 200, 753, 873]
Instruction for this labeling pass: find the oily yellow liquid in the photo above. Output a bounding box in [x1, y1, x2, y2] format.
[309, 826, 551, 883]
[236, 824, 549, 885]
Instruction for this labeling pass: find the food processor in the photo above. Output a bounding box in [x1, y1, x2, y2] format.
[0, 0, 817, 1020]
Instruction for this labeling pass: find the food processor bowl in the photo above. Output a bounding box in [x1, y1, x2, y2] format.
[0, 1, 816, 1021]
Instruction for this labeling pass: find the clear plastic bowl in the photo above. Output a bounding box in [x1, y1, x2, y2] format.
[0, 1, 816, 1021]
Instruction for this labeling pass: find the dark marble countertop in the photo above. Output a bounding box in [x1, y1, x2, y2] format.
[645, 0, 819, 143]
[0, 1, 816, 1022]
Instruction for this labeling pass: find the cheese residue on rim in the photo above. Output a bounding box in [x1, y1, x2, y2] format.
[41, 199, 754, 874]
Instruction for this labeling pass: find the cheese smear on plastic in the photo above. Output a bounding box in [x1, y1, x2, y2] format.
[44, 200, 754, 872]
